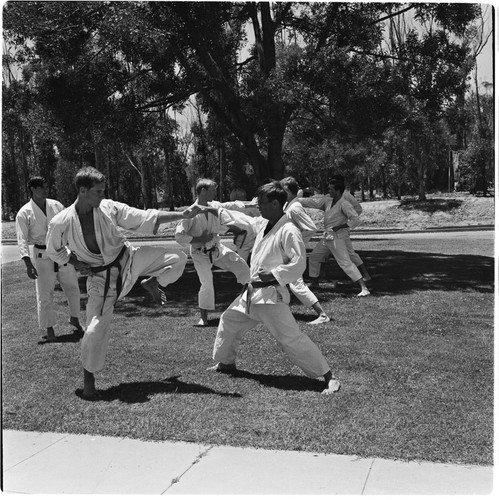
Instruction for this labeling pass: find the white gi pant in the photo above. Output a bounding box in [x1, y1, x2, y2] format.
[289, 277, 319, 307]
[33, 248, 81, 329]
[308, 235, 363, 282]
[213, 297, 330, 378]
[191, 244, 250, 310]
[81, 246, 187, 373]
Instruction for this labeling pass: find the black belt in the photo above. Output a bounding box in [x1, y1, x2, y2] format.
[90, 246, 127, 315]
[201, 245, 219, 264]
[233, 230, 247, 249]
[34, 244, 61, 271]
[242, 279, 279, 314]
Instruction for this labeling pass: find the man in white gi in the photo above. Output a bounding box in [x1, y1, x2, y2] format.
[300, 179, 370, 297]
[46, 167, 201, 400]
[16, 176, 84, 343]
[175, 179, 250, 326]
[281, 177, 330, 324]
[204, 181, 341, 395]
[329, 174, 372, 282]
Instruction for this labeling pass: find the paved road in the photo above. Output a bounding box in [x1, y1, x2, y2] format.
[2, 229, 493, 265]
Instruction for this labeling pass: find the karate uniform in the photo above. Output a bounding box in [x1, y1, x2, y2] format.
[213, 201, 258, 262]
[175, 202, 250, 311]
[16, 198, 81, 330]
[284, 198, 319, 307]
[46, 200, 187, 373]
[213, 209, 330, 378]
[300, 196, 363, 282]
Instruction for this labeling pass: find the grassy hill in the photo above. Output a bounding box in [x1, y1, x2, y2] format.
[1, 192, 494, 241]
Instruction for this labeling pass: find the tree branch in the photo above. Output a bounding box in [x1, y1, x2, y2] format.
[369, 5, 415, 26]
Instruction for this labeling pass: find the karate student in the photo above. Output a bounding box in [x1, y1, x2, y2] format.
[175, 179, 250, 327]
[46, 167, 201, 400]
[329, 174, 371, 282]
[300, 179, 370, 297]
[16, 176, 83, 342]
[281, 176, 330, 324]
[204, 181, 341, 395]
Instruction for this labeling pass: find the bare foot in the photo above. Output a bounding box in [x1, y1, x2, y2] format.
[141, 277, 166, 305]
[207, 362, 237, 373]
[309, 314, 331, 325]
[321, 378, 341, 395]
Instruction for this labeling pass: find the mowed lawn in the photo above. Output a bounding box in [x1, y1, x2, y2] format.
[1, 232, 494, 465]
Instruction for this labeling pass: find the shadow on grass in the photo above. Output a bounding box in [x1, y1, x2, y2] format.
[76, 376, 242, 403]
[37, 331, 83, 344]
[399, 198, 463, 212]
[315, 250, 493, 296]
[112, 249, 492, 317]
[119, 266, 244, 317]
[227, 369, 324, 393]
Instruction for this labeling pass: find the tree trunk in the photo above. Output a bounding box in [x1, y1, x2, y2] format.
[267, 130, 285, 180]
[360, 178, 366, 202]
[416, 138, 427, 201]
[19, 126, 30, 196]
[218, 141, 226, 201]
[381, 164, 387, 198]
[163, 145, 175, 211]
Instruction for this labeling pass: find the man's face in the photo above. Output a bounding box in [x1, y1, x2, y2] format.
[82, 182, 106, 208]
[258, 195, 275, 220]
[203, 184, 217, 202]
[328, 183, 337, 197]
[31, 182, 49, 200]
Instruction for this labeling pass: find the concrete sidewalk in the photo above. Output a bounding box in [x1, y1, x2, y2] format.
[1, 430, 493, 495]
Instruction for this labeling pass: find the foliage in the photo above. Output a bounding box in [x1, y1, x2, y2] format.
[1, 2, 490, 218]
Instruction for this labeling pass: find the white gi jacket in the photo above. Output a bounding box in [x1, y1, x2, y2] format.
[283, 198, 317, 243]
[16, 198, 65, 257]
[218, 209, 306, 305]
[174, 200, 249, 250]
[342, 192, 362, 215]
[46, 200, 160, 300]
[299, 196, 361, 240]
[46, 200, 159, 266]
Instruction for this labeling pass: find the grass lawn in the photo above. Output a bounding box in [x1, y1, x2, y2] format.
[1, 233, 494, 465]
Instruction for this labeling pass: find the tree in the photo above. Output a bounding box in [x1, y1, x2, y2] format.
[3, 1, 484, 200]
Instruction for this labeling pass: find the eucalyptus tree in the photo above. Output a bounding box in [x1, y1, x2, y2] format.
[4, 1, 482, 196]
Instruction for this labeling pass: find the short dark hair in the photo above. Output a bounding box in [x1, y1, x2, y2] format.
[281, 176, 299, 195]
[196, 178, 216, 195]
[329, 174, 345, 184]
[230, 188, 247, 201]
[75, 167, 106, 191]
[29, 176, 46, 190]
[256, 181, 287, 207]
